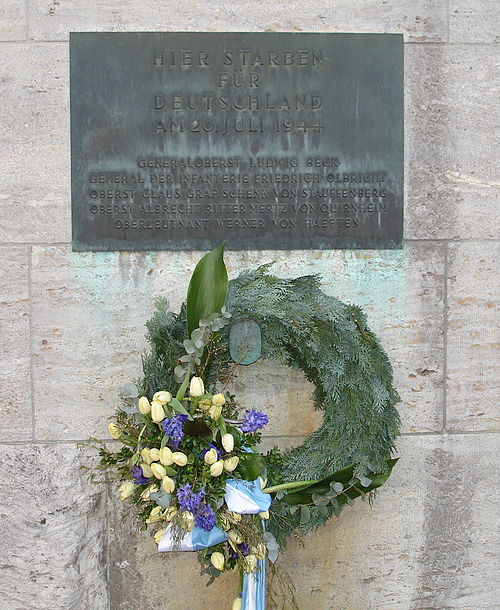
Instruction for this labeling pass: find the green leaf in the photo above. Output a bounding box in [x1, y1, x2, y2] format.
[238, 452, 263, 481]
[169, 398, 192, 419]
[281, 459, 398, 507]
[164, 466, 177, 476]
[186, 244, 228, 336]
[300, 505, 311, 525]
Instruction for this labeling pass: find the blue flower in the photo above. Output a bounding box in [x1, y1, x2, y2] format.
[132, 465, 149, 485]
[176, 484, 216, 531]
[161, 414, 188, 448]
[195, 504, 216, 531]
[176, 484, 206, 513]
[230, 542, 250, 558]
[240, 409, 268, 433]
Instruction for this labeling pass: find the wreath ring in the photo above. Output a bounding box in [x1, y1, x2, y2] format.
[143, 264, 400, 544]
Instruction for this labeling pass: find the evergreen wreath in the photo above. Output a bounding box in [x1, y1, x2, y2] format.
[93, 246, 400, 609]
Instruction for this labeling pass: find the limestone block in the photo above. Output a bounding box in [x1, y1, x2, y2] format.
[447, 242, 499, 431]
[0, 1, 25, 41]
[0, 443, 107, 609]
[30, 247, 214, 440]
[0, 246, 31, 442]
[405, 45, 500, 239]
[277, 434, 500, 609]
[0, 43, 70, 243]
[449, 0, 500, 43]
[28, 0, 446, 42]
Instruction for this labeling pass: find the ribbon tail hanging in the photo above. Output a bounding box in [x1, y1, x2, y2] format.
[241, 558, 266, 610]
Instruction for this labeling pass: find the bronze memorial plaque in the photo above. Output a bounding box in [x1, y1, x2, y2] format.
[70, 32, 403, 251]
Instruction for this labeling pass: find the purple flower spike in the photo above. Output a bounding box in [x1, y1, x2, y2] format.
[161, 414, 188, 448]
[195, 504, 216, 532]
[240, 409, 268, 433]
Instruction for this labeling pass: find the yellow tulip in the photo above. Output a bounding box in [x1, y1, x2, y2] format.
[163, 506, 178, 521]
[181, 510, 195, 531]
[210, 551, 225, 571]
[253, 543, 267, 560]
[151, 463, 167, 480]
[245, 554, 258, 571]
[159, 447, 174, 466]
[141, 448, 153, 465]
[258, 510, 270, 520]
[146, 506, 163, 524]
[138, 396, 151, 415]
[139, 462, 153, 478]
[212, 393, 226, 407]
[210, 460, 224, 477]
[208, 404, 222, 420]
[151, 401, 165, 422]
[108, 423, 121, 440]
[149, 448, 161, 462]
[228, 529, 243, 544]
[203, 448, 218, 465]
[189, 376, 205, 397]
[221, 433, 234, 452]
[223, 456, 239, 472]
[153, 390, 172, 404]
[154, 527, 167, 544]
[118, 481, 135, 501]
[172, 452, 188, 466]
[161, 476, 175, 493]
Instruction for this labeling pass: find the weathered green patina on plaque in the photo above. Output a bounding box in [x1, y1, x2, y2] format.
[229, 319, 262, 365]
[70, 32, 403, 251]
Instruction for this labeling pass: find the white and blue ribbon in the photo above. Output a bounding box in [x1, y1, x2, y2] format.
[157, 477, 271, 609]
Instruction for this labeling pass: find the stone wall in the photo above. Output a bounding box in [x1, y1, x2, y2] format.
[0, 2, 498, 609]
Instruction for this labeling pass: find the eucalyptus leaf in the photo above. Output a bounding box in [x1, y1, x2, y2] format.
[186, 244, 228, 335]
[358, 475, 373, 488]
[300, 505, 311, 525]
[150, 491, 172, 508]
[120, 382, 139, 399]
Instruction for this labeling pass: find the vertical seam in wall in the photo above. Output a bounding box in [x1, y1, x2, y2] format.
[24, 0, 29, 40]
[105, 485, 111, 610]
[446, 0, 450, 43]
[28, 245, 35, 441]
[442, 241, 449, 432]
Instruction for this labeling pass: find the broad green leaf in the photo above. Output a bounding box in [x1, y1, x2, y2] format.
[186, 244, 228, 335]
[169, 398, 192, 419]
[238, 452, 263, 481]
[281, 459, 398, 506]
